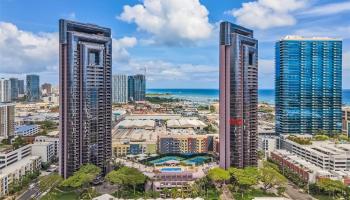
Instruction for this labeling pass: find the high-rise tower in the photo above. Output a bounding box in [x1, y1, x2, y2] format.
[219, 22, 258, 169]
[112, 74, 128, 104]
[276, 36, 342, 135]
[59, 19, 112, 178]
[26, 75, 40, 102]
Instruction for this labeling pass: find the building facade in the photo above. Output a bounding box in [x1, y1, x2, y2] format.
[31, 142, 55, 163]
[128, 74, 146, 102]
[112, 74, 128, 104]
[219, 22, 258, 169]
[0, 104, 15, 139]
[59, 19, 112, 178]
[342, 108, 350, 137]
[15, 125, 39, 136]
[9, 78, 18, 101]
[0, 156, 41, 197]
[0, 78, 11, 103]
[18, 80, 25, 95]
[35, 136, 59, 159]
[276, 36, 342, 135]
[41, 83, 52, 96]
[26, 75, 40, 102]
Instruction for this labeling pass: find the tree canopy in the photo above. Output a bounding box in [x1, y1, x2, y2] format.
[105, 166, 147, 195]
[259, 166, 287, 191]
[61, 164, 101, 188]
[208, 167, 230, 184]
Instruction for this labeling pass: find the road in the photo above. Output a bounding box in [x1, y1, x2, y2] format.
[285, 182, 316, 200]
[219, 184, 234, 200]
[17, 182, 41, 200]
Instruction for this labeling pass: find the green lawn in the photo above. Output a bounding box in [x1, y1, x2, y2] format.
[41, 189, 79, 200]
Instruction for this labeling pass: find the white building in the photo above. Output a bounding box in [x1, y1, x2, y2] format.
[258, 135, 278, 157]
[0, 156, 41, 197]
[281, 136, 350, 171]
[15, 124, 39, 136]
[112, 74, 128, 104]
[35, 136, 59, 158]
[0, 78, 11, 103]
[31, 142, 55, 163]
[0, 104, 15, 140]
[42, 94, 59, 104]
[0, 145, 32, 169]
[343, 107, 350, 136]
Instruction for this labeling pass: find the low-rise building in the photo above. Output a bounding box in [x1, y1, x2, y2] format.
[280, 135, 350, 171]
[34, 136, 59, 158]
[258, 135, 278, 157]
[31, 142, 55, 163]
[0, 156, 41, 197]
[15, 125, 39, 136]
[0, 145, 32, 169]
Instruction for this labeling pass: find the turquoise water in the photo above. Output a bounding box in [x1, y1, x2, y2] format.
[147, 89, 350, 105]
[184, 156, 210, 165]
[160, 167, 182, 172]
[149, 156, 210, 165]
[149, 156, 183, 164]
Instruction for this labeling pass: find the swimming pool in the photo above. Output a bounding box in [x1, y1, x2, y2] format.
[160, 167, 182, 172]
[184, 156, 210, 165]
[149, 156, 183, 164]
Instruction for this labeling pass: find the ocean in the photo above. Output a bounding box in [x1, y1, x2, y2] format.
[147, 89, 350, 105]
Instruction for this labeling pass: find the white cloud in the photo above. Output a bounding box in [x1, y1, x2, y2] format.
[0, 22, 58, 74]
[294, 26, 350, 40]
[228, 0, 308, 29]
[115, 59, 218, 82]
[118, 0, 213, 45]
[0, 21, 137, 74]
[302, 1, 350, 16]
[112, 36, 137, 62]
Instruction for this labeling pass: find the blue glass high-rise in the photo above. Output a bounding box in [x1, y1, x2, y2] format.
[276, 36, 342, 135]
[26, 75, 40, 102]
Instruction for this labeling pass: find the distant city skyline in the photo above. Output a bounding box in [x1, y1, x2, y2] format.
[0, 0, 349, 89]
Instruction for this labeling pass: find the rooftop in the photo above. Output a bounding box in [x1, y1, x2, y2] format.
[0, 156, 40, 178]
[281, 35, 341, 41]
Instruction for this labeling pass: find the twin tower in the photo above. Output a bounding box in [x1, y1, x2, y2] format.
[58, 19, 341, 177]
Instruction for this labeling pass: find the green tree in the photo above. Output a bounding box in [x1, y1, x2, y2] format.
[259, 166, 287, 192]
[208, 167, 230, 186]
[61, 164, 101, 199]
[229, 167, 259, 195]
[105, 170, 125, 197]
[105, 166, 146, 195]
[317, 178, 346, 198]
[314, 134, 329, 141]
[39, 173, 63, 193]
[12, 136, 26, 149]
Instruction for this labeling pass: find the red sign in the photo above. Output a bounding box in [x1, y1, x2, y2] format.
[230, 118, 243, 126]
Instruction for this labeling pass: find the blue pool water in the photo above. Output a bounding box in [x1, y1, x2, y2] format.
[184, 156, 210, 165]
[149, 156, 183, 164]
[160, 167, 182, 172]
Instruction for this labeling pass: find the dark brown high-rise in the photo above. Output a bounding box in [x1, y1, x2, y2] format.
[59, 19, 112, 178]
[219, 22, 258, 169]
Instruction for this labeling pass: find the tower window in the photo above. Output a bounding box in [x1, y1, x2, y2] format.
[249, 52, 254, 65]
[89, 51, 100, 65]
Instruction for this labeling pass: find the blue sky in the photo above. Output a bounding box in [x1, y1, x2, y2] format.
[0, 0, 349, 89]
